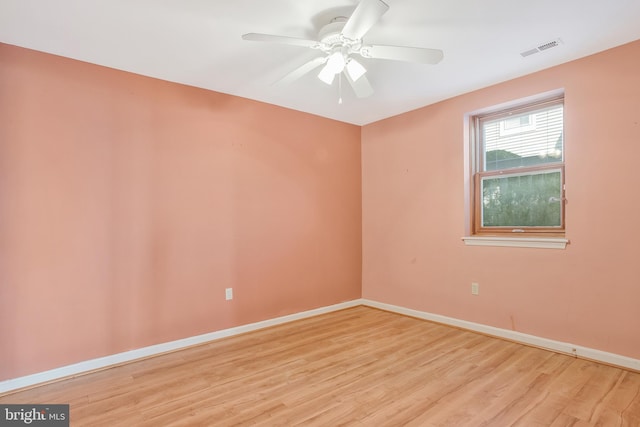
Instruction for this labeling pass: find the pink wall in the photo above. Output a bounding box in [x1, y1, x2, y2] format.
[3, 37, 639, 384]
[0, 43, 362, 381]
[362, 40, 640, 360]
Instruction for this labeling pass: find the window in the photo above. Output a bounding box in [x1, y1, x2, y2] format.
[472, 96, 565, 236]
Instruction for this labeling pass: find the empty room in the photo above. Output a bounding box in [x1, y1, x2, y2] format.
[1, 0, 640, 425]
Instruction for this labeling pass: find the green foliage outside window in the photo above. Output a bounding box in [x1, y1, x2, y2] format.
[482, 170, 562, 227]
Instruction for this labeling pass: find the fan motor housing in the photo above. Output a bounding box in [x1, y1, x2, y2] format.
[318, 17, 348, 45]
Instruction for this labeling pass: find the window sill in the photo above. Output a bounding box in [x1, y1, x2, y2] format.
[462, 236, 569, 249]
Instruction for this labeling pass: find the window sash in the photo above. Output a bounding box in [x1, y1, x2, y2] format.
[474, 165, 565, 235]
[479, 99, 564, 173]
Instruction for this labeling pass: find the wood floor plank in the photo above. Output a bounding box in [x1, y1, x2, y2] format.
[1, 306, 639, 426]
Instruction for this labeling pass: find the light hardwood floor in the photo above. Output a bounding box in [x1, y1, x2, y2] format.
[1, 306, 639, 426]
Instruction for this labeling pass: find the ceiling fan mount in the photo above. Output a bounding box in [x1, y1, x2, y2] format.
[318, 17, 349, 46]
[242, 0, 444, 100]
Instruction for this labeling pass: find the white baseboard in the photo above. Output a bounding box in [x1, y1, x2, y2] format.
[362, 299, 640, 372]
[3, 298, 638, 394]
[0, 299, 364, 394]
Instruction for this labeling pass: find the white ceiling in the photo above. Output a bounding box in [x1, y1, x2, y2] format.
[1, 0, 640, 125]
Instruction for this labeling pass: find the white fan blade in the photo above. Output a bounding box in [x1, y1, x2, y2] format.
[345, 72, 374, 98]
[276, 56, 327, 86]
[242, 33, 320, 49]
[362, 44, 444, 64]
[341, 0, 389, 41]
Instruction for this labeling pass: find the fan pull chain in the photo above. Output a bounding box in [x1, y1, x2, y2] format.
[338, 72, 343, 104]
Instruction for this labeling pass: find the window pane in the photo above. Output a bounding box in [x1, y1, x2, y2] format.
[482, 104, 563, 171]
[481, 170, 562, 227]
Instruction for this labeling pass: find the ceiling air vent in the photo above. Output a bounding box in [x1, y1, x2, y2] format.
[520, 38, 563, 57]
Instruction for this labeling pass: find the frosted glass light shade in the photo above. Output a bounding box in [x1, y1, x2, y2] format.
[346, 58, 366, 81]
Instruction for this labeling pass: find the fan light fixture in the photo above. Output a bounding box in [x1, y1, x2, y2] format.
[318, 52, 367, 85]
[318, 51, 346, 84]
[346, 58, 366, 81]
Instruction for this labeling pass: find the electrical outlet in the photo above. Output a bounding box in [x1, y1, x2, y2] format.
[225, 288, 233, 301]
[471, 282, 479, 296]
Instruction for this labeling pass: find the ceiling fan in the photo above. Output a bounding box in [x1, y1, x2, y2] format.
[242, 0, 443, 100]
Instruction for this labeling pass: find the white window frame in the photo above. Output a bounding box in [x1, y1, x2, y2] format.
[470, 95, 566, 240]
